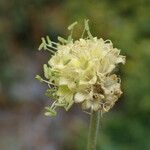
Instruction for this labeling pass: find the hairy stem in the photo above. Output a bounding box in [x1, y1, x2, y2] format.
[87, 110, 100, 150]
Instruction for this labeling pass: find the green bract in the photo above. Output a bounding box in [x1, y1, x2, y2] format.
[36, 20, 126, 116]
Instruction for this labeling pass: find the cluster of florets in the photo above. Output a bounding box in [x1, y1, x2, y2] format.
[36, 20, 126, 116]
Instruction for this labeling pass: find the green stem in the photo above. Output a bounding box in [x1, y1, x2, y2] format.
[87, 110, 100, 150]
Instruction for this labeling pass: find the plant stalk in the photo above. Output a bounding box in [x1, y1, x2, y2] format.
[87, 110, 100, 150]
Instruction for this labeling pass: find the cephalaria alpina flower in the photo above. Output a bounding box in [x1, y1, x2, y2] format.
[36, 20, 126, 116]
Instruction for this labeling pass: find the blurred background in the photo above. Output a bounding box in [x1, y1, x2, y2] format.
[0, 0, 150, 150]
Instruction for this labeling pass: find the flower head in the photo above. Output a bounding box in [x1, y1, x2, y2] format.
[36, 20, 126, 116]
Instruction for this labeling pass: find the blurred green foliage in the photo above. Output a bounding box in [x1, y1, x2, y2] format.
[0, 0, 150, 150]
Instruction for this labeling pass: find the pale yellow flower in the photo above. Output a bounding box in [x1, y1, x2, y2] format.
[36, 20, 126, 116]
